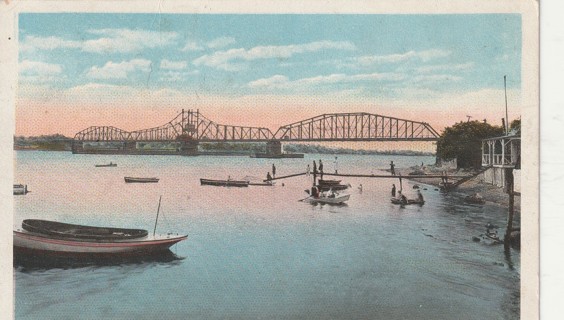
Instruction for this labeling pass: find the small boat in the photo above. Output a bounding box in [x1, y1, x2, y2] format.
[318, 179, 342, 185]
[306, 193, 350, 205]
[124, 177, 159, 183]
[439, 181, 456, 190]
[464, 194, 486, 204]
[13, 184, 29, 195]
[95, 162, 117, 167]
[390, 198, 425, 205]
[14, 219, 187, 257]
[248, 181, 275, 186]
[317, 184, 349, 191]
[200, 178, 249, 187]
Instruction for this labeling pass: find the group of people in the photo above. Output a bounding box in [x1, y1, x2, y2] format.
[392, 183, 424, 204]
[266, 163, 277, 181]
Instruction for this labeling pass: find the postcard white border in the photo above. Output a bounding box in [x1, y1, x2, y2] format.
[0, 1, 539, 319]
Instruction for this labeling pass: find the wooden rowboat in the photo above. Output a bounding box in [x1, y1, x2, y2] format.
[390, 198, 425, 205]
[306, 194, 350, 205]
[14, 219, 187, 257]
[95, 162, 117, 167]
[318, 179, 342, 185]
[13, 184, 29, 195]
[125, 177, 159, 183]
[200, 178, 249, 187]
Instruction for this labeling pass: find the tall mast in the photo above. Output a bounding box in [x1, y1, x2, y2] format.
[153, 195, 162, 237]
[504, 75, 509, 135]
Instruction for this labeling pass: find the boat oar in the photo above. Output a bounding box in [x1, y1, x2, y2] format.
[298, 196, 312, 202]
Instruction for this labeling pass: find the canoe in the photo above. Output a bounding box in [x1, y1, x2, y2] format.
[306, 194, 350, 205]
[14, 219, 187, 257]
[391, 198, 425, 205]
[200, 178, 249, 187]
[95, 163, 117, 167]
[125, 177, 159, 183]
[13, 184, 29, 195]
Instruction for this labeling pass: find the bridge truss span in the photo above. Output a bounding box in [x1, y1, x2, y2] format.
[274, 112, 439, 142]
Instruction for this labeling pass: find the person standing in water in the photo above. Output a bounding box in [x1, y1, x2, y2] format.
[392, 184, 396, 197]
[272, 163, 276, 178]
[319, 160, 324, 179]
[306, 164, 310, 176]
[390, 161, 395, 175]
[334, 156, 339, 174]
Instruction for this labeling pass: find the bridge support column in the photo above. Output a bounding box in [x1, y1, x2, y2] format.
[266, 140, 282, 156]
[71, 141, 84, 154]
[180, 141, 199, 156]
[124, 142, 137, 152]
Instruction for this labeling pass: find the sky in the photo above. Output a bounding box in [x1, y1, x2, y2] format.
[16, 13, 522, 139]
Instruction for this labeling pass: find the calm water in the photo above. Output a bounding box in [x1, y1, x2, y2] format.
[14, 151, 520, 320]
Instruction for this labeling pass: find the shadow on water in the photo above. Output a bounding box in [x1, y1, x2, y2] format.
[14, 250, 184, 272]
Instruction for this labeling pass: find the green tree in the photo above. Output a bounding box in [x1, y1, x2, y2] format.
[510, 119, 521, 135]
[436, 121, 504, 168]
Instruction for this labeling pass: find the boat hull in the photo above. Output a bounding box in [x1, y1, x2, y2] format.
[390, 198, 425, 205]
[14, 231, 187, 256]
[307, 194, 350, 204]
[200, 178, 249, 187]
[124, 177, 159, 183]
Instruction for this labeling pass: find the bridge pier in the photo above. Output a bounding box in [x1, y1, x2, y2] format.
[266, 140, 282, 156]
[180, 141, 199, 156]
[71, 141, 83, 154]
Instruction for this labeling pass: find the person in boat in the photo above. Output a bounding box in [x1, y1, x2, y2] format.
[417, 190, 424, 202]
[390, 161, 396, 175]
[400, 192, 408, 205]
[319, 160, 324, 179]
[266, 172, 272, 181]
[326, 188, 336, 198]
[311, 186, 320, 198]
[391, 184, 396, 197]
[272, 164, 276, 178]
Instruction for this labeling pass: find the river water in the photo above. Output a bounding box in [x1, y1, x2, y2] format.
[14, 151, 519, 319]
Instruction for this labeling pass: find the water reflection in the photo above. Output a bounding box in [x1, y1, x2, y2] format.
[15, 250, 184, 272]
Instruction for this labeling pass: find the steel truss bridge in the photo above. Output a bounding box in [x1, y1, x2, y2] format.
[72, 109, 439, 155]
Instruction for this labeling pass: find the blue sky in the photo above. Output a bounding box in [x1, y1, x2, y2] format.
[17, 13, 522, 135]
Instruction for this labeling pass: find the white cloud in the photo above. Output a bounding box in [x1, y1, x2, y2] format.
[416, 62, 474, 73]
[20, 60, 62, 75]
[194, 40, 356, 71]
[207, 37, 236, 49]
[86, 59, 152, 79]
[160, 59, 188, 70]
[248, 72, 404, 89]
[20, 36, 81, 52]
[20, 29, 178, 54]
[159, 70, 200, 82]
[329, 49, 452, 69]
[181, 41, 204, 52]
[411, 74, 463, 83]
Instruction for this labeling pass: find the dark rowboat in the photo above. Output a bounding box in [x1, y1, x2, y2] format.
[317, 184, 349, 191]
[22, 219, 148, 240]
[95, 162, 117, 167]
[13, 184, 29, 195]
[14, 219, 187, 256]
[318, 179, 342, 185]
[391, 198, 425, 205]
[125, 177, 159, 183]
[248, 181, 275, 186]
[200, 178, 249, 187]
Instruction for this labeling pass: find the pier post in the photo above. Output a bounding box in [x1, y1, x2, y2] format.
[504, 168, 515, 252]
